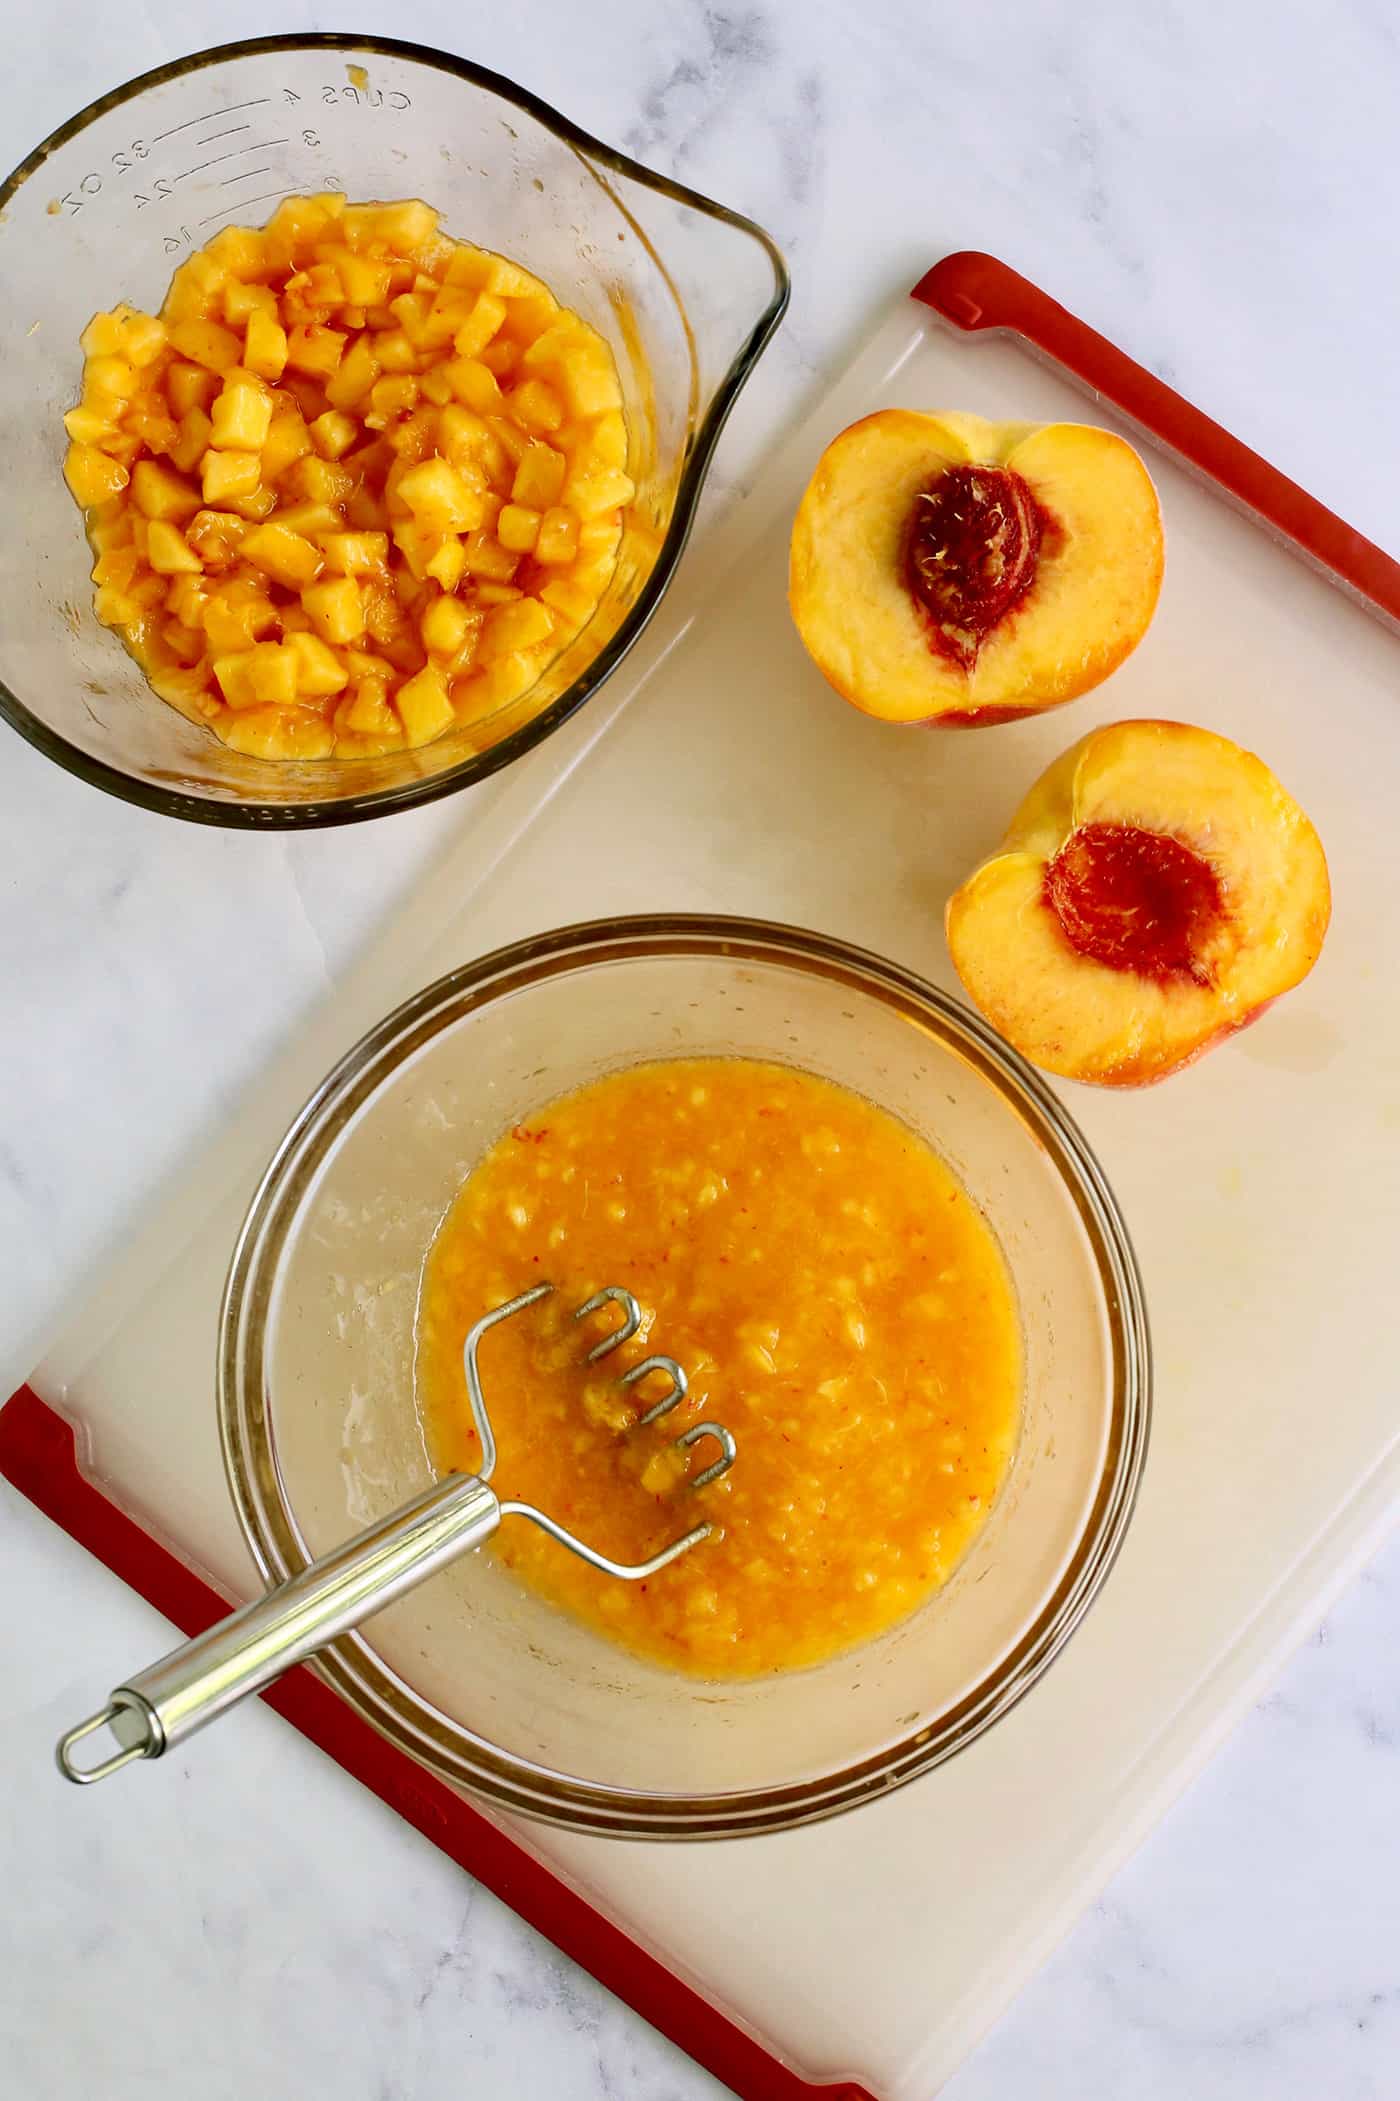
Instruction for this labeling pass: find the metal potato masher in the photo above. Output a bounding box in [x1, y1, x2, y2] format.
[56, 1281, 736, 1785]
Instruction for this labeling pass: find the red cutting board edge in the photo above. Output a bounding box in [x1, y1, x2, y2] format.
[6, 251, 1399, 2101]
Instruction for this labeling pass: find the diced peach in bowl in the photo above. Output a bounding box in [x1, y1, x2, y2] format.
[6, 47, 787, 823]
[59, 198, 640, 766]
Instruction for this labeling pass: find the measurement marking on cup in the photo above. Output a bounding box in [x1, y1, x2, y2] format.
[194, 125, 252, 146]
[219, 167, 273, 188]
[152, 98, 271, 143]
[170, 139, 290, 185]
[198, 187, 298, 229]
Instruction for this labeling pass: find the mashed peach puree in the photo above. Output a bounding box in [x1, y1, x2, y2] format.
[417, 1057, 1020, 1675]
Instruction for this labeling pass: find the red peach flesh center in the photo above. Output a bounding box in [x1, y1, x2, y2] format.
[904, 464, 1042, 668]
[1044, 822, 1224, 984]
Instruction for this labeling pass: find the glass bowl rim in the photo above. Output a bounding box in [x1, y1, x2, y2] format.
[0, 33, 790, 830]
[219, 912, 1152, 1840]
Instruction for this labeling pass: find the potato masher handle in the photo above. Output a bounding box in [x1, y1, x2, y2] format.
[56, 1472, 499, 1784]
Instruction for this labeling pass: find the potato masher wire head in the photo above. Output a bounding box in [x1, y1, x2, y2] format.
[464, 1280, 736, 1570]
[56, 1281, 736, 1785]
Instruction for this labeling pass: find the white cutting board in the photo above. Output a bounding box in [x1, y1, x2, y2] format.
[34, 296, 1400, 2099]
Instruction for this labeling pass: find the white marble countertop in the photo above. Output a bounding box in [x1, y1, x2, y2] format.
[3, 1, 1398, 2094]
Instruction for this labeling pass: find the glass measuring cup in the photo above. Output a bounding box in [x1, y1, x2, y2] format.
[0, 35, 788, 826]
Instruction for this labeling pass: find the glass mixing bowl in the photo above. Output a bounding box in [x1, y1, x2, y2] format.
[220, 917, 1150, 1839]
[0, 36, 787, 826]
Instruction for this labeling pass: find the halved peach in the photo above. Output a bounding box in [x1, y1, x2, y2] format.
[945, 720, 1330, 1086]
[789, 411, 1163, 726]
